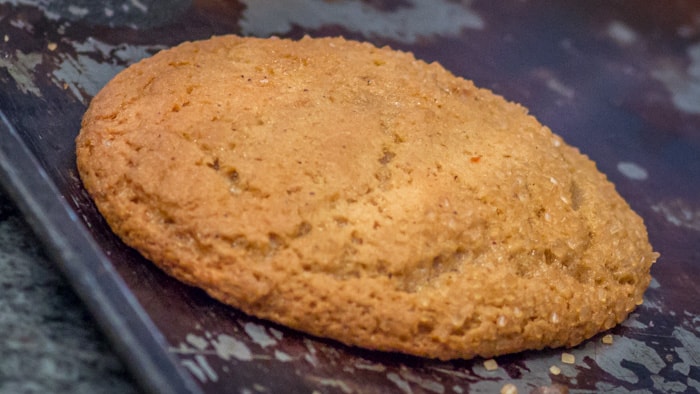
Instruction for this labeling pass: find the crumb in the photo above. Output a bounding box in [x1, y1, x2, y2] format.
[484, 359, 499, 371]
[561, 352, 575, 364]
[549, 365, 561, 375]
[3, 34, 8, 42]
[47, 42, 58, 51]
[63, 83, 69, 90]
[500, 383, 518, 394]
[601, 334, 613, 344]
[531, 384, 568, 394]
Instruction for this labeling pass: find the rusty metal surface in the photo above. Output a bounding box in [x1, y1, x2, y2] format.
[1, 1, 699, 393]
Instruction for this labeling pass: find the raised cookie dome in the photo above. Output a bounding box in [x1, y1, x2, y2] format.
[77, 35, 657, 359]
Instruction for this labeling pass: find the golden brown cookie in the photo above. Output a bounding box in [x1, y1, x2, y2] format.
[76, 35, 657, 360]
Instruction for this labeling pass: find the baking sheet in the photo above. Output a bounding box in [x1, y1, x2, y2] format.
[1, 1, 699, 393]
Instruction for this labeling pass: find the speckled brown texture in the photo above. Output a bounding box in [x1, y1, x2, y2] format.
[76, 35, 657, 360]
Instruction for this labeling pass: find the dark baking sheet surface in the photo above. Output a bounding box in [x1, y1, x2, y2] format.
[1, 1, 699, 393]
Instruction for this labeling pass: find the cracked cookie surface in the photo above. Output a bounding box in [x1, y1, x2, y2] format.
[76, 35, 657, 359]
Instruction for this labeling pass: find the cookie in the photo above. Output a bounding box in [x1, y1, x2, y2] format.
[76, 35, 657, 360]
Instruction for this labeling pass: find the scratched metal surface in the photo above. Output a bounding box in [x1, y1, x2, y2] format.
[1, 1, 699, 393]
